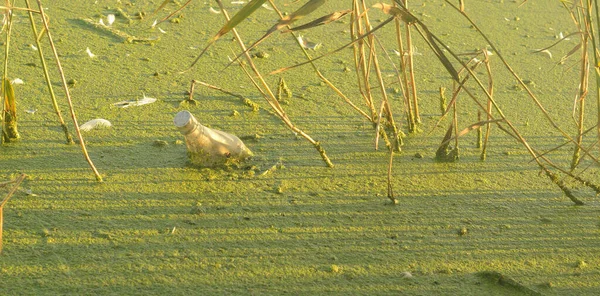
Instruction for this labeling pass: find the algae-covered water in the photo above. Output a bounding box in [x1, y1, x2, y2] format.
[1, 0, 599, 294]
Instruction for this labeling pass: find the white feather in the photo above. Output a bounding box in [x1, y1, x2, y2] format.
[209, 7, 221, 14]
[80, 119, 112, 131]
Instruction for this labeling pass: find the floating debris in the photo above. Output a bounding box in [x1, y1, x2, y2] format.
[209, 7, 221, 14]
[297, 35, 322, 50]
[400, 271, 413, 278]
[29, 44, 37, 50]
[231, 1, 246, 5]
[113, 94, 157, 108]
[85, 47, 96, 58]
[10, 78, 24, 85]
[392, 49, 401, 56]
[80, 118, 112, 131]
[106, 14, 115, 26]
[82, 18, 159, 44]
[262, 3, 274, 10]
[151, 19, 158, 28]
[533, 49, 553, 59]
[25, 108, 37, 114]
[174, 110, 253, 167]
[158, 27, 167, 34]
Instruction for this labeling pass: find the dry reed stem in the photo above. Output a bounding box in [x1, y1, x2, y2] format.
[267, 1, 371, 121]
[481, 50, 494, 160]
[443, 0, 599, 167]
[36, 0, 102, 181]
[216, 0, 333, 167]
[25, 0, 73, 144]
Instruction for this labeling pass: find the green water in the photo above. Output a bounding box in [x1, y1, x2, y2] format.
[1, 1, 599, 294]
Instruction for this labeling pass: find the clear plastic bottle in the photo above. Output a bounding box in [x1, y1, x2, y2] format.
[174, 110, 252, 167]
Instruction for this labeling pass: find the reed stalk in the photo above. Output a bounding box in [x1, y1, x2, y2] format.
[25, 0, 73, 144]
[36, 0, 102, 181]
[216, 0, 333, 167]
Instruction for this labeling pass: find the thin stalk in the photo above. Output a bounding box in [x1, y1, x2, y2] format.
[443, 0, 598, 167]
[352, 0, 377, 120]
[25, 0, 73, 144]
[267, 0, 371, 121]
[216, 0, 333, 167]
[393, 2, 415, 132]
[403, 0, 421, 125]
[592, 0, 600, 154]
[481, 50, 494, 160]
[571, 16, 589, 170]
[36, 0, 102, 181]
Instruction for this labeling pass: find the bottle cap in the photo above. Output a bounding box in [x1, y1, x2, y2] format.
[174, 110, 198, 135]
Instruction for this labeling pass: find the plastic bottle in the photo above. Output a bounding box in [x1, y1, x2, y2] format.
[174, 110, 252, 167]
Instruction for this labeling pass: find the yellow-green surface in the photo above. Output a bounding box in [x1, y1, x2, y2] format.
[1, 0, 599, 295]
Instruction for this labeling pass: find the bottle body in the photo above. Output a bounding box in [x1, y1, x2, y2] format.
[174, 111, 252, 167]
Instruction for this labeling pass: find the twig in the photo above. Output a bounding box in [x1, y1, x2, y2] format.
[37, 1, 103, 181]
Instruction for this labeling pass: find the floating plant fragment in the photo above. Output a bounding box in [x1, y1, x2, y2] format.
[261, 3, 274, 10]
[231, 1, 246, 5]
[209, 7, 221, 14]
[25, 108, 37, 114]
[113, 94, 157, 108]
[86, 47, 96, 58]
[80, 119, 112, 131]
[297, 35, 321, 50]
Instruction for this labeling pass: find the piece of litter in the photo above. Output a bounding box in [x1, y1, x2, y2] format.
[151, 19, 158, 29]
[392, 49, 401, 56]
[10, 78, 24, 85]
[231, 1, 246, 5]
[400, 271, 413, 278]
[209, 7, 221, 14]
[86, 47, 96, 58]
[107, 14, 115, 26]
[262, 3, 274, 10]
[158, 27, 167, 34]
[297, 35, 322, 50]
[19, 188, 38, 197]
[80, 118, 112, 131]
[30, 44, 38, 50]
[25, 108, 37, 114]
[113, 94, 157, 108]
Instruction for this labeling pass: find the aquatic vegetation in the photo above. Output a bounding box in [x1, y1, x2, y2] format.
[153, 0, 600, 204]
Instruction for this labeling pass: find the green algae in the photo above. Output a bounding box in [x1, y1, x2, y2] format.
[0, 0, 599, 295]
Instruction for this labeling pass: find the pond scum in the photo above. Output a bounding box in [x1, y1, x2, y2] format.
[0, 0, 600, 294]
